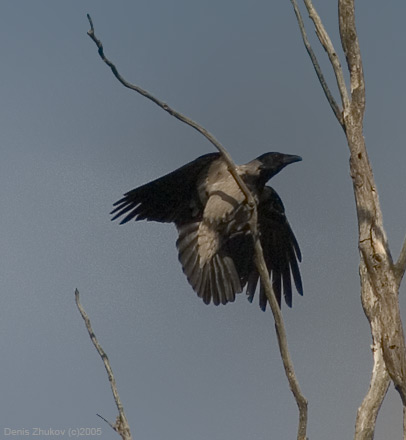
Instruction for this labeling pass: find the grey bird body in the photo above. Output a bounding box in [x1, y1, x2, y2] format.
[111, 152, 303, 310]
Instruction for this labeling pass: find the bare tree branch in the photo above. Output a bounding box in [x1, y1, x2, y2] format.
[354, 349, 390, 440]
[289, 0, 343, 125]
[355, 264, 391, 440]
[75, 289, 132, 440]
[338, 0, 365, 119]
[253, 236, 308, 440]
[96, 413, 117, 432]
[290, 0, 406, 436]
[87, 15, 308, 439]
[86, 14, 253, 207]
[403, 405, 406, 440]
[302, 0, 351, 116]
[339, 0, 406, 409]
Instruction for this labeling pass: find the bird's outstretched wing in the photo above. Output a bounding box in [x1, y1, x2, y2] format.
[111, 153, 220, 224]
[246, 186, 303, 310]
[176, 221, 243, 306]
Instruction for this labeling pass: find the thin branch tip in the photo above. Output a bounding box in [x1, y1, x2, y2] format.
[96, 414, 115, 431]
[87, 14, 94, 30]
[74, 289, 82, 309]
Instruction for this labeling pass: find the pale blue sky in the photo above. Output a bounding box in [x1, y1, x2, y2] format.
[0, 2, 405, 439]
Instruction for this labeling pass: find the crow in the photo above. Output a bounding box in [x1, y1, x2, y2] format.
[111, 152, 303, 310]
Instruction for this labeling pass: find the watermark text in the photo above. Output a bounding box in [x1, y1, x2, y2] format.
[3, 427, 102, 438]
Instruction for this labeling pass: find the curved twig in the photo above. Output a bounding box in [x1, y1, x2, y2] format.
[75, 289, 132, 440]
[86, 14, 253, 208]
[86, 15, 307, 439]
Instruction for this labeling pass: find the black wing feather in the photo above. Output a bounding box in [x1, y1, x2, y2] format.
[111, 153, 220, 225]
[245, 186, 303, 310]
[176, 222, 241, 307]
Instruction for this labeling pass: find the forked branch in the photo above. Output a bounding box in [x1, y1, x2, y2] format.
[303, 0, 351, 116]
[290, 0, 350, 125]
[87, 14, 307, 439]
[290, 0, 406, 437]
[289, 0, 343, 125]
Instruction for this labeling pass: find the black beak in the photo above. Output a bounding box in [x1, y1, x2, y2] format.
[282, 154, 302, 165]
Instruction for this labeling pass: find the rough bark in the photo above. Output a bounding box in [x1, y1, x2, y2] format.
[338, 0, 406, 409]
[354, 263, 391, 440]
[290, 0, 406, 437]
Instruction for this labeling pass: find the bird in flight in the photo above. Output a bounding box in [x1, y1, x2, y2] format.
[111, 152, 303, 310]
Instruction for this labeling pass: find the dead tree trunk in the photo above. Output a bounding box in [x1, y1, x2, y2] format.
[290, 0, 406, 438]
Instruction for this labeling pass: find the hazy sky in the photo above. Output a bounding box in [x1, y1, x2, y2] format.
[1, 2, 405, 440]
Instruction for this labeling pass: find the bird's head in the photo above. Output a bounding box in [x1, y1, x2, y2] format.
[253, 152, 302, 184]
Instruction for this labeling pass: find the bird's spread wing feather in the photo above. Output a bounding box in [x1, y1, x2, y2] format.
[246, 186, 303, 310]
[176, 222, 242, 306]
[111, 153, 221, 225]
